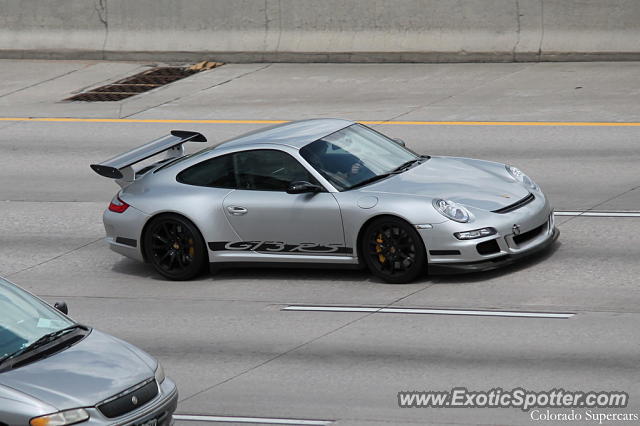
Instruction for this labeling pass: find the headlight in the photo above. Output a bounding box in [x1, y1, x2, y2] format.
[506, 165, 538, 190]
[155, 362, 166, 384]
[30, 409, 89, 426]
[454, 227, 497, 240]
[432, 199, 472, 223]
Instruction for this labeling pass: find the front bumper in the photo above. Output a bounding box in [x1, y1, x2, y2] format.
[83, 377, 178, 425]
[429, 227, 559, 273]
[419, 192, 559, 273]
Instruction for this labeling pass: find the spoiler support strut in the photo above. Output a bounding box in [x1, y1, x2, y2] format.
[90, 130, 207, 180]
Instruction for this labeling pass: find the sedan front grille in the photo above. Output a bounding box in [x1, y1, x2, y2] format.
[97, 378, 158, 418]
[492, 193, 535, 214]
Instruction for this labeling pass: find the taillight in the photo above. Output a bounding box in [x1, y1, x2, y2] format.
[108, 195, 130, 213]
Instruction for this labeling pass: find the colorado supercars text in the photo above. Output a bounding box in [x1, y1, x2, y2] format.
[397, 387, 628, 411]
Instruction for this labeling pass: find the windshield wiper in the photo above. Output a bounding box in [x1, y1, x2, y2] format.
[390, 158, 422, 174]
[346, 157, 427, 191]
[346, 173, 394, 190]
[0, 324, 86, 366]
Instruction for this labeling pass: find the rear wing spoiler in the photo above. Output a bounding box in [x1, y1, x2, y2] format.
[90, 130, 207, 182]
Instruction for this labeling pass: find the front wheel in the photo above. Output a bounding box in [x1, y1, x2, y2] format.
[360, 217, 427, 284]
[143, 214, 208, 280]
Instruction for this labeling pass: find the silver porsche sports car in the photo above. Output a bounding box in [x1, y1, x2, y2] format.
[91, 119, 558, 283]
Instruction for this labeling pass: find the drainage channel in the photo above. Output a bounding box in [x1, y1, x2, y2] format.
[282, 306, 575, 319]
[174, 414, 333, 425]
[64, 61, 222, 102]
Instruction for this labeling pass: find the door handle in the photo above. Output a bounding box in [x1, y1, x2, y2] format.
[227, 206, 248, 216]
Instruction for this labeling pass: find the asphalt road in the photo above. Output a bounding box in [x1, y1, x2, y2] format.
[1, 60, 639, 426]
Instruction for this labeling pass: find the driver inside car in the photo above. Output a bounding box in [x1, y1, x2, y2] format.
[301, 138, 375, 188]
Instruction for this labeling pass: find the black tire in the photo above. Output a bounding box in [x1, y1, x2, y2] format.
[360, 216, 427, 284]
[143, 214, 208, 280]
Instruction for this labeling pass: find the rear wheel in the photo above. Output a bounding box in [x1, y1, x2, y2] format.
[143, 214, 207, 280]
[361, 217, 426, 284]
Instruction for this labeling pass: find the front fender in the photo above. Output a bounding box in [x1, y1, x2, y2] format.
[334, 192, 448, 253]
[0, 383, 56, 423]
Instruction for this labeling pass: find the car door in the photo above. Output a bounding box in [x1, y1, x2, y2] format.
[222, 149, 347, 256]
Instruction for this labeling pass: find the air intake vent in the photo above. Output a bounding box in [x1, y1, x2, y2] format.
[492, 193, 535, 214]
[476, 239, 500, 255]
[513, 223, 545, 246]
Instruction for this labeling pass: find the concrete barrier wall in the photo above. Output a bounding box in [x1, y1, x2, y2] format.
[1, 0, 639, 62]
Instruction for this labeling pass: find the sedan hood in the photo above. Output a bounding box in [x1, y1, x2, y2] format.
[362, 156, 530, 211]
[0, 330, 154, 411]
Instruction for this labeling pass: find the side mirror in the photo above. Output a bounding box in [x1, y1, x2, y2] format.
[54, 301, 68, 315]
[392, 138, 406, 147]
[287, 181, 323, 194]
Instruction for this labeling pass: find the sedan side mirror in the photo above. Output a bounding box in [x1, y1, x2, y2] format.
[287, 181, 323, 194]
[392, 138, 406, 147]
[54, 301, 68, 315]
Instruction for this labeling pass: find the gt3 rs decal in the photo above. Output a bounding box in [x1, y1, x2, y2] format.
[208, 241, 353, 254]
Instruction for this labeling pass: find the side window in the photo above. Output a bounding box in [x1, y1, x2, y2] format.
[177, 154, 236, 188]
[234, 150, 318, 191]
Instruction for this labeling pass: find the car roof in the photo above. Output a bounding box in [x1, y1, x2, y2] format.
[217, 118, 354, 149]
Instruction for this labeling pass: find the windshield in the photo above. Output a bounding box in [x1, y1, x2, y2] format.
[300, 124, 418, 191]
[0, 278, 74, 359]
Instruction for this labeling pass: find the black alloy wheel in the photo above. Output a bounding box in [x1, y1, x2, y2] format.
[361, 217, 427, 283]
[143, 214, 207, 280]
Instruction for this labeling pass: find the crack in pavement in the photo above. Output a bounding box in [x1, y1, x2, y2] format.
[177, 282, 432, 404]
[537, 0, 545, 59]
[121, 64, 273, 119]
[94, 0, 109, 56]
[556, 185, 640, 226]
[6, 238, 102, 278]
[370, 63, 537, 127]
[35, 295, 640, 315]
[0, 66, 91, 100]
[512, 0, 521, 61]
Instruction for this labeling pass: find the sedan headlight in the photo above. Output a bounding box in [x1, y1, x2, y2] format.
[30, 409, 89, 426]
[155, 362, 166, 384]
[506, 165, 538, 190]
[433, 199, 472, 223]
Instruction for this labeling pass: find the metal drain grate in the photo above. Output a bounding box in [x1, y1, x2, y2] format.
[93, 84, 158, 93]
[64, 61, 222, 102]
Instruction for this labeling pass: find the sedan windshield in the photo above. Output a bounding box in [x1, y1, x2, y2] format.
[0, 278, 74, 359]
[300, 124, 419, 191]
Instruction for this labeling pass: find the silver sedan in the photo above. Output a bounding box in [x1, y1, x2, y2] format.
[0, 276, 177, 425]
[91, 119, 558, 283]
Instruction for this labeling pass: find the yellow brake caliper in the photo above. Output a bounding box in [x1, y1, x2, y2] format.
[188, 238, 195, 257]
[375, 233, 386, 263]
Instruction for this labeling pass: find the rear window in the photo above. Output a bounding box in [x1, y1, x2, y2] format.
[176, 153, 236, 188]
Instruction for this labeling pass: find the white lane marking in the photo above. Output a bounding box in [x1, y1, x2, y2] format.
[285, 306, 380, 313]
[555, 211, 640, 217]
[282, 306, 574, 319]
[174, 414, 333, 425]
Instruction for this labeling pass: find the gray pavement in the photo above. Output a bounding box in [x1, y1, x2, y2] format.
[0, 59, 639, 425]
